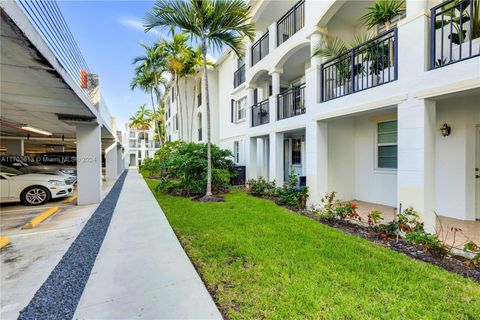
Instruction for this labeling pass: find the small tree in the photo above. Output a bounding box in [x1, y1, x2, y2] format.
[145, 0, 255, 200]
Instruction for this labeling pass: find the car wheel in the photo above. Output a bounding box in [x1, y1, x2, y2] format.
[21, 186, 51, 205]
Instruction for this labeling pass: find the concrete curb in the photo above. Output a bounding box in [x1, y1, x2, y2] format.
[22, 207, 60, 229]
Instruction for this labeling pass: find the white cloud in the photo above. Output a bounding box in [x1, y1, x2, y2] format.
[117, 17, 162, 37]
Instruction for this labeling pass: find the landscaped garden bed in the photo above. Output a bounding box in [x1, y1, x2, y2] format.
[145, 179, 479, 320]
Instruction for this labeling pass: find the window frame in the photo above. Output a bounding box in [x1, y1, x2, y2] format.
[233, 141, 240, 164]
[376, 120, 398, 170]
[234, 96, 247, 123]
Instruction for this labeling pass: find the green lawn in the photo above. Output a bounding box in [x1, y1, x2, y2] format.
[146, 180, 480, 320]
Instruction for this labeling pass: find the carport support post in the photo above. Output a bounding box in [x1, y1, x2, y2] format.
[269, 132, 284, 186]
[116, 146, 124, 174]
[105, 142, 118, 181]
[5, 139, 24, 155]
[76, 124, 102, 205]
[397, 98, 436, 233]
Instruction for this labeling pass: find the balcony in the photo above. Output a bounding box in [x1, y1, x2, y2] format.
[320, 29, 398, 102]
[251, 99, 270, 127]
[233, 64, 245, 88]
[251, 32, 269, 66]
[430, 0, 480, 69]
[277, 83, 305, 120]
[277, 0, 305, 46]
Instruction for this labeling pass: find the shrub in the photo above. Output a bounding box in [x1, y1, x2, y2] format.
[154, 141, 236, 195]
[335, 202, 361, 221]
[139, 157, 161, 177]
[247, 177, 276, 197]
[276, 169, 309, 210]
[405, 231, 448, 258]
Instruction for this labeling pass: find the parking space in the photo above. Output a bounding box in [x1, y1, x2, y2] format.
[0, 180, 115, 320]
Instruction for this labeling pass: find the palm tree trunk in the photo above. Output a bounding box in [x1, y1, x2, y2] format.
[202, 39, 212, 196]
[190, 76, 197, 141]
[150, 89, 162, 147]
[175, 75, 183, 140]
[184, 77, 190, 141]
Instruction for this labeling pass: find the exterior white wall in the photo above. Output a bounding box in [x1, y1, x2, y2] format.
[435, 98, 479, 220]
[165, 0, 480, 227]
[124, 121, 159, 166]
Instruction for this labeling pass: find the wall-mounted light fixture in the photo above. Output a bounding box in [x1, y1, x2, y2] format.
[440, 123, 451, 137]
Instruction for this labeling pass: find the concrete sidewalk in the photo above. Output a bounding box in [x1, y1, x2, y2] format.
[74, 170, 222, 319]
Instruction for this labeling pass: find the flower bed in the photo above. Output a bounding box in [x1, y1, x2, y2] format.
[246, 179, 480, 283]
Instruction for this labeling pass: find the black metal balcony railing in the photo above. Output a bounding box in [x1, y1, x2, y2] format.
[251, 99, 270, 127]
[277, 0, 305, 46]
[251, 32, 269, 66]
[320, 29, 398, 102]
[233, 64, 246, 88]
[277, 83, 306, 120]
[431, 0, 480, 69]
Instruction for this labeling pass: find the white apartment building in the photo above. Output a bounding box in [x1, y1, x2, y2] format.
[164, 0, 480, 232]
[125, 122, 160, 167]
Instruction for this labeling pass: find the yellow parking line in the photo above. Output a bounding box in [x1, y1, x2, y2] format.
[22, 207, 60, 229]
[0, 236, 10, 250]
[63, 194, 78, 204]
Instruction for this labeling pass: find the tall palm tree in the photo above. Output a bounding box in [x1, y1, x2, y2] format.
[156, 29, 191, 140]
[131, 43, 167, 145]
[129, 104, 152, 130]
[145, 0, 255, 198]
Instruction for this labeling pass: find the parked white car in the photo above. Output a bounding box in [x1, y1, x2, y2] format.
[0, 166, 73, 205]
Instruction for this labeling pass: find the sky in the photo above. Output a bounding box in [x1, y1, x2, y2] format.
[57, 0, 169, 130]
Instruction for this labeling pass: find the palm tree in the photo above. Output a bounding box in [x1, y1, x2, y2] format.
[129, 104, 153, 130]
[360, 0, 405, 65]
[131, 43, 167, 145]
[145, 0, 255, 198]
[156, 29, 191, 140]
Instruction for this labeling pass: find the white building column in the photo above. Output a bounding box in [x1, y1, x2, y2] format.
[116, 146, 124, 174]
[76, 123, 102, 205]
[268, 22, 277, 54]
[246, 85, 255, 128]
[246, 137, 258, 180]
[5, 139, 24, 155]
[269, 132, 284, 186]
[406, 0, 428, 16]
[306, 120, 328, 206]
[269, 69, 282, 121]
[398, 98, 436, 232]
[105, 142, 118, 181]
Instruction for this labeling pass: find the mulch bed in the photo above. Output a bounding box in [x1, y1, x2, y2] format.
[252, 193, 480, 283]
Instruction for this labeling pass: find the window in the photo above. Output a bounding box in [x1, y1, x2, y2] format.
[237, 55, 245, 69]
[291, 139, 302, 164]
[171, 87, 175, 102]
[377, 120, 398, 169]
[129, 131, 135, 138]
[233, 141, 240, 164]
[234, 97, 246, 122]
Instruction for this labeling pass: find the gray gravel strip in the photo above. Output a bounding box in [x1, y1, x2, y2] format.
[17, 170, 128, 320]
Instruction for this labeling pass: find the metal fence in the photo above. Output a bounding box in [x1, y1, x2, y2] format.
[277, 83, 305, 120]
[277, 0, 305, 46]
[251, 32, 269, 66]
[320, 29, 397, 102]
[251, 99, 270, 127]
[430, 0, 480, 69]
[233, 64, 245, 88]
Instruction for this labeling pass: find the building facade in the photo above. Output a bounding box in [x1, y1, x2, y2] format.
[125, 122, 160, 167]
[164, 0, 480, 231]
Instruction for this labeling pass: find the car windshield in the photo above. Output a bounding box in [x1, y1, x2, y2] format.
[0, 165, 24, 175]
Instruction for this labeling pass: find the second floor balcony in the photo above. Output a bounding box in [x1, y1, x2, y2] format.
[277, 83, 305, 120]
[234, 64, 245, 88]
[277, 0, 305, 46]
[251, 98, 270, 127]
[320, 29, 398, 102]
